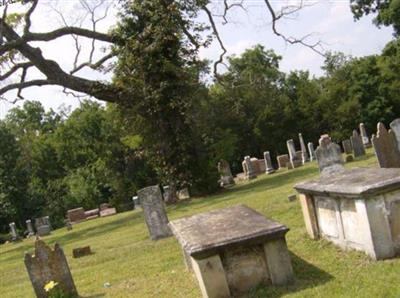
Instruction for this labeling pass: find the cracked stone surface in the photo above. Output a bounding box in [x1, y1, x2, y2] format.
[169, 204, 289, 259]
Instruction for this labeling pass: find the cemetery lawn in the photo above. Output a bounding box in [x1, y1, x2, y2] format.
[1, 150, 400, 298]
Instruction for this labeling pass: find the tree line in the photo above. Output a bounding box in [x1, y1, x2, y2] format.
[1, 37, 400, 237]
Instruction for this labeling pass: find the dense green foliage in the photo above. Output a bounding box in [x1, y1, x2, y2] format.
[351, 0, 400, 35]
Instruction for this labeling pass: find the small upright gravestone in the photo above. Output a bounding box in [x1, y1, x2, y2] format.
[287, 139, 302, 168]
[307, 142, 316, 161]
[342, 139, 354, 162]
[350, 130, 366, 157]
[35, 217, 51, 237]
[371, 122, 400, 168]
[360, 123, 372, 148]
[9, 222, 18, 241]
[244, 156, 257, 179]
[299, 133, 310, 164]
[25, 239, 78, 298]
[138, 185, 172, 240]
[218, 160, 235, 187]
[315, 134, 344, 176]
[390, 118, 400, 150]
[263, 151, 275, 174]
[26, 220, 35, 237]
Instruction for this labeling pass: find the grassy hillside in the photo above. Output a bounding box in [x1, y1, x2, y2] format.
[2, 150, 399, 297]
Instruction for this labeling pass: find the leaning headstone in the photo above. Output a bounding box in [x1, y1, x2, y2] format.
[390, 118, 400, 151]
[138, 185, 172, 240]
[35, 217, 51, 237]
[263, 151, 275, 174]
[218, 159, 235, 187]
[315, 134, 344, 176]
[307, 142, 316, 161]
[26, 220, 35, 237]
[350, 130, 366, 157]
[371, 122, 400, 168]
[9, 222, 18, 241]
[299, 133, 310, 163]
[244, 156, 257, 179]
[287, 139, 302, 168]
[277, 154, 289, 169]
[25, 239, 78, 298]
[359, 123, 372, 148]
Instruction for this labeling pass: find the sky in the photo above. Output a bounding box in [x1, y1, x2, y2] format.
[0, 0, 394, 118]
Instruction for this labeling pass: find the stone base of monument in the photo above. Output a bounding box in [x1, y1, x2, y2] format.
[169, 205, 294, 298]
[295, 167, 400, 260]
[36, 226, 51, 237]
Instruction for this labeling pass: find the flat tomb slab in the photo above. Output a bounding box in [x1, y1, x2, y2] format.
[169, 204, 288, 258]
[294, 167, 400, 197]
[170, 205, 293, 297]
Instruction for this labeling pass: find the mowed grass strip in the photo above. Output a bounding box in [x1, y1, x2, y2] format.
[1, 150, 400, 297]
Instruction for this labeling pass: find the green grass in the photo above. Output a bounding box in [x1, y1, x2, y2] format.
[2, 150, 400, 297]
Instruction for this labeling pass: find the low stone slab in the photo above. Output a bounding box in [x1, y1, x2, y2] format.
[100, 208, 117, 217]
[72, 246, 92, 258]
[67, 208, 86, 224]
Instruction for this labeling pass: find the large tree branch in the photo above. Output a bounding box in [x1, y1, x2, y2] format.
[0, 20, 127, 103]
[0, 79, 50, 102]
[24, 27, 119, 44]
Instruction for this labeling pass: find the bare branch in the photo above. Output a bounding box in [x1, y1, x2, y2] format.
[263, 0, 325, 56]
[203, 5, 227, 75]
[0, 79, 50, 100]
[23, 0, 38, 35]
[70, 52, 115, 74]
[0, 62, 33, 80]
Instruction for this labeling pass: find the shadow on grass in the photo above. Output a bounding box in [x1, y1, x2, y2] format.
[249, 251, 333, 297]
[80, 294, 105, 298]
[169, 166, 318, 214]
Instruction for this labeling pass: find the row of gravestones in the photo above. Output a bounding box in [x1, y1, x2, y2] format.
[9, 216, 51, 242]
[218, 132, 316, 186]
[219, 120, 394, 186]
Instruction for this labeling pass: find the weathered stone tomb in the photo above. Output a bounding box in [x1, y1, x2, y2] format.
[295, 167, 400, 260]
[169, 205, 293, 298]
